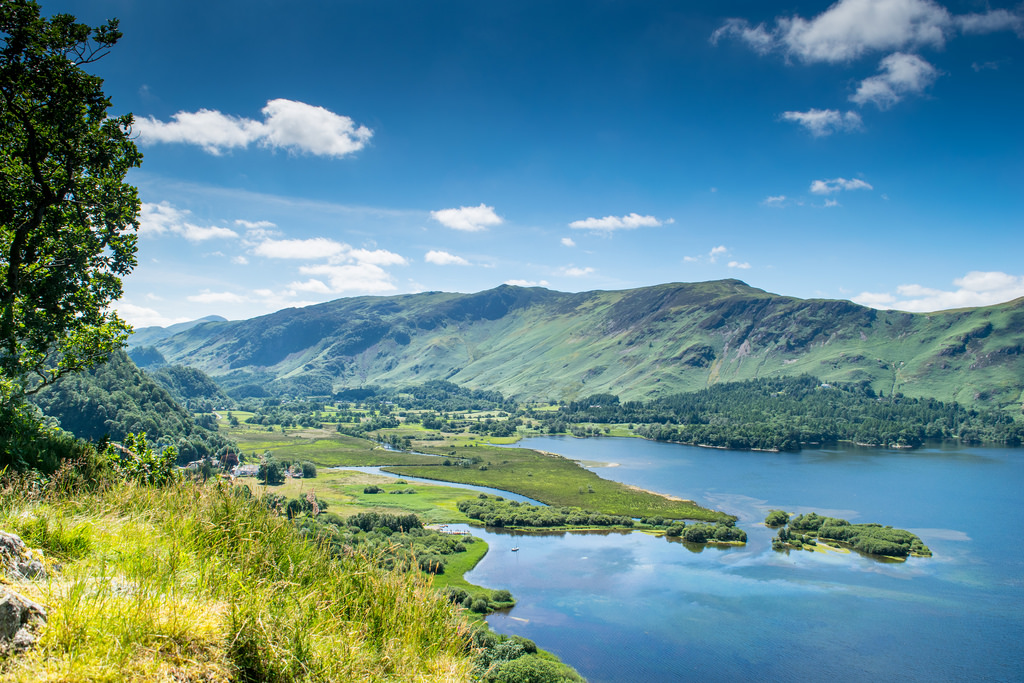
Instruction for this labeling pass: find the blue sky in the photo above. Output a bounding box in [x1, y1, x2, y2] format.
[49, 0, 1024, 327]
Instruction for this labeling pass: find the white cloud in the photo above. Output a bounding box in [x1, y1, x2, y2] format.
[187, 290, 247, 304]
[560, 266, 595, 277]
[115, 302, 190, 329]
[781, 109, 863, 136]
[425, 250, 470, 266]
[714, 1, 1023, 63]
[561, 237, 576, 247]
[709, 245, 728, 263]
[683, 256, 700, 263]
[139, 201, 187, 236]
[235, 219, 276, 230]
[180, 224, 239, 242]
[728, 261, 752, 269]
[287, 278, 333, 294]
[134, 98, 373, 158]
[823, 198, 841, 208]
[569, 213, 666, 232]
[139, 201, 239, 241]
[956, 9, 1024, 35]
[810, 177, 874, 194]
[851, 52, 939, 108]
[252, 237, 348, 260]
[853, 271, 1024, 311]
[505, 279, 550, 287]
[298, 263, 397, 293]
[430, 204, 503, 232]
[348, 248, 409, 266]
[763, 195, 788, 206]
[232, 255, 249, 265]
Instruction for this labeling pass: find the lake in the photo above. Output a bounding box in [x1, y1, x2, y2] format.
[461, 437, 1024, 682]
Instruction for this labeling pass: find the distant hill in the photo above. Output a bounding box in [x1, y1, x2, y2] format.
[138, 280, 1024, 410]
[128, 315, 227, 347]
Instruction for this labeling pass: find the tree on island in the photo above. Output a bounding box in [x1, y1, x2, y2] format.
[765, 510, 790, 527]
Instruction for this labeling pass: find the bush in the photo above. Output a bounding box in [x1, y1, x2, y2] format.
[764, 509, 790, 527]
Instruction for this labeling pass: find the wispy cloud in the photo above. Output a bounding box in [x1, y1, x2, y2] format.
[810, 177, 873, 194]
[568, 213, 670, 232]
[252, 237, 348, 260]
[139, 202, 239, 242]
[853, 271, 1024, 311]
[561, 237, 576, 247]
[187, 290, 247, 304]
[505, 279, 550, 287]
[850, 52, 939, 109]
[709, 245, 728, 263]
[115, 302, 191, 329]
[728, 261, 752, 269]
[425, 250, 470, 266]
[712, 0, 1022, 64]
[296, 263, 398, 293]
[762, 195, 788, 207]
[559, 265, 595, 277]
[430, 204, 503, 232]
[781, 109, 863, 136]
[135, 99, 373, 157]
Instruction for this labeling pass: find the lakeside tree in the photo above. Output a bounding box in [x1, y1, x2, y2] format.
[1, 1, 141, 398]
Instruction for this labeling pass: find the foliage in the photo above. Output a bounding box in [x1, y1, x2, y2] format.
[257, 460, 286, 485]
[31, 349, 232, 462]
[458, 495, 635, 529]
[780, 512, 931, 558]
[0, 0, 141, 396]
[102, 432, 177, 486]
[764, 509, 790, 527]
[548, 375, 1024, 450]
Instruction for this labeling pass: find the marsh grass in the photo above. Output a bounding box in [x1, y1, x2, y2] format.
[0, 480, 473, 682]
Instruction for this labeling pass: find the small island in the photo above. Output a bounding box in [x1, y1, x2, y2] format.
[765, 510, 931, 559]
[458, 495, 747, 545]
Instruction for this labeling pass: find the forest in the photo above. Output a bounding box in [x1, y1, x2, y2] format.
[542, 375, 1024, 450]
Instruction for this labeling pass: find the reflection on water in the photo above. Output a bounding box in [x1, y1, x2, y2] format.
[465, 437, 1024, 683]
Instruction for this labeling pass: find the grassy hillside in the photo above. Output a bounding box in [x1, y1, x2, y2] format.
[141, 281, 1024, 411]
[0, 479, 472, 681]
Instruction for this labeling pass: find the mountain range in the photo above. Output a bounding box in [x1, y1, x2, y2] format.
[131, 280, 1024, 410]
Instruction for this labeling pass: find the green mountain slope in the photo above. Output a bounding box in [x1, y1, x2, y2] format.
[139, 280, 1024, 410]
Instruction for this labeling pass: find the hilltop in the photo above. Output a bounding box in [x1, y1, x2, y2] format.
[137, 280, 1024, 411]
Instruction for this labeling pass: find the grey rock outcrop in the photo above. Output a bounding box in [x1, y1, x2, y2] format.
[0, 531, 48, 657]
[0, 531, 46, 581]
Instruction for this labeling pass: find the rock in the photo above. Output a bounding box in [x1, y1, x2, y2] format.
[0, 586, 46, 656]
[0, 530, 47, 581]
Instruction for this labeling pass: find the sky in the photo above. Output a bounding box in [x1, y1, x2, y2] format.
[46, 0, 1024, 327]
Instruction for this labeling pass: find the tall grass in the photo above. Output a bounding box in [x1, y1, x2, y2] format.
[0, 479, 473, 682]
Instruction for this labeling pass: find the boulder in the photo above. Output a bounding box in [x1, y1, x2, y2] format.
[0, 531, 46, 581]
[0, 586, 46, 656]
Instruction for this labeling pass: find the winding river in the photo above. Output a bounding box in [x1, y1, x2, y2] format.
[458, 437, 1023, 682]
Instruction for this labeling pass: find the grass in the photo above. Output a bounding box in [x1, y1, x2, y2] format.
[0, 479, 474, 682]
[246, 469, 480, 525]
[385, 443, 730, 522]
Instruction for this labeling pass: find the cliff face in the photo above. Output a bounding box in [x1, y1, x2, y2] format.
[139, 280, 1024, 409]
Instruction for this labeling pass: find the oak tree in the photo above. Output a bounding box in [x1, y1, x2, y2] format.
[1, 0, 141, 401]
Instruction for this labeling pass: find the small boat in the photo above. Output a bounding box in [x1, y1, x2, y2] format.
[511, 547, 519, 552]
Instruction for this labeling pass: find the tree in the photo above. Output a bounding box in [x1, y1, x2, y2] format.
[1, 1, 141, 401]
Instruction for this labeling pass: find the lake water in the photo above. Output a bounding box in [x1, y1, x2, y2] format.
[461, 436, 1024, 682]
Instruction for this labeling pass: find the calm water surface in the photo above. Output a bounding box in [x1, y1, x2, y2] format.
[464, 437, 1023, 682]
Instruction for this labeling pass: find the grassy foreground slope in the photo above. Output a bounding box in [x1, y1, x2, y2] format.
[144, 281, 1024, 410]
[0, 479, 472, 682]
